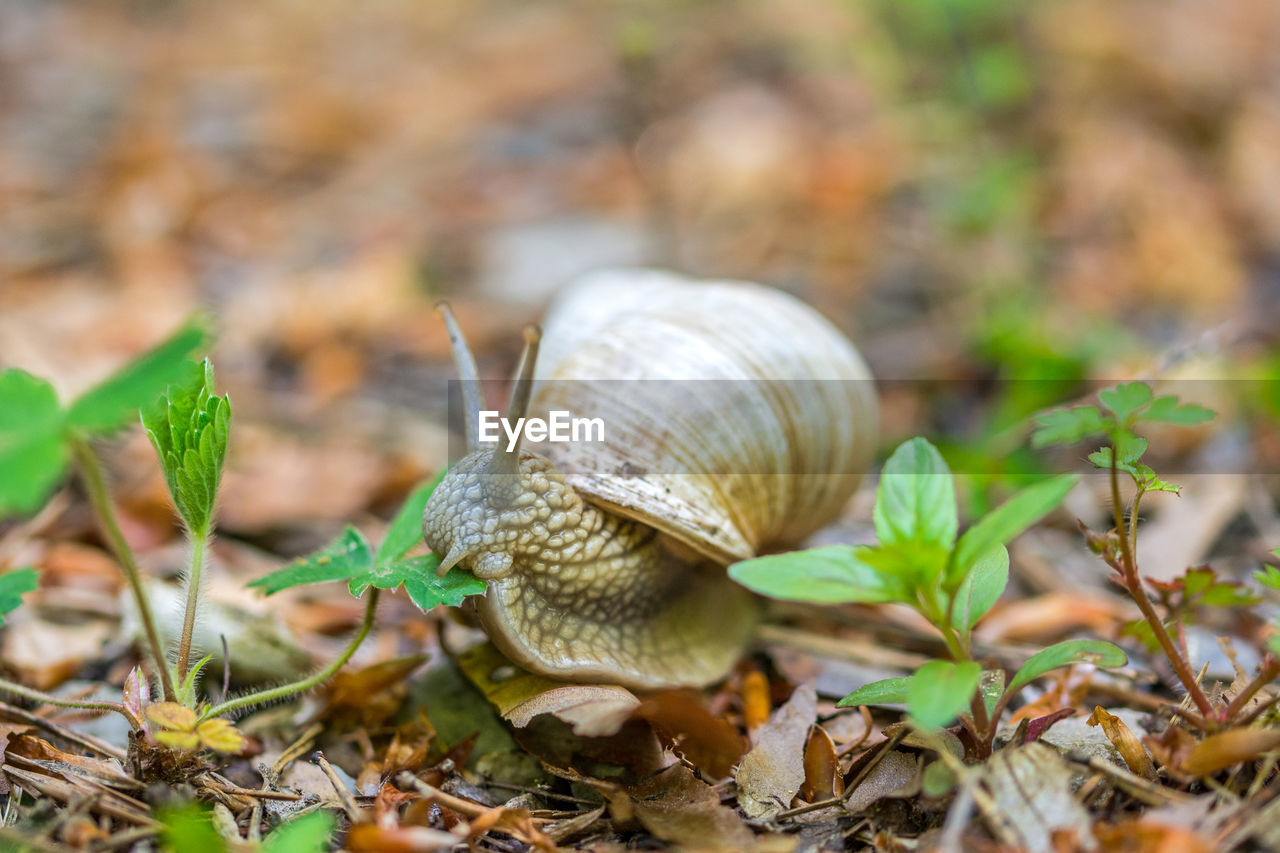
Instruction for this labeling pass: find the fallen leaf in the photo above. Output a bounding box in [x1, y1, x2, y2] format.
[735, 682, 817, 818]
[981, 742, 1096, 852]
[628, 764, 753, 848]
[1088, 706, 1157, 780]
[1181, 727, 1280, 776]
[634, 689, 746, 779]
[457, 642, 639, 737]
[800, 725, 843, 802]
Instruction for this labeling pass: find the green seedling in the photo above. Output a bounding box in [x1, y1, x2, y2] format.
[0, 320, 474, 777]
[1033, 381, 1280, 730]
[730, 436, 1124, 757]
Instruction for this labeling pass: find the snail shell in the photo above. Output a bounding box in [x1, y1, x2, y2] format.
[423, 269, 877, 688]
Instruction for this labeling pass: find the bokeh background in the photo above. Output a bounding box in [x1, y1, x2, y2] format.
[3, 0, 1280, 553]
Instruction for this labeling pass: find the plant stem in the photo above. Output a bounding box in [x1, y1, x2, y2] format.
[71, 437, 176, 703]
[1222, 656, 1280, 722]
[1108, 458, 1215, 722]
[0, 676, 125, 716]
[200, 590, 379, 721]
[175, 532, 206, 681]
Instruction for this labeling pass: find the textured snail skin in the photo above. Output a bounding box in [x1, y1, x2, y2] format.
[422, 448, 759, 689]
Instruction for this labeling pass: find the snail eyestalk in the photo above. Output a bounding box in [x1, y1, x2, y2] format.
[485, 324, 541, 479]
[436, 301, 486, 453]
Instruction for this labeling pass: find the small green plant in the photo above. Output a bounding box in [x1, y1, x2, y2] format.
[730, 436, 1126, 757]
[0, 320, 477, 775]
[1033, 381, 1280, 731]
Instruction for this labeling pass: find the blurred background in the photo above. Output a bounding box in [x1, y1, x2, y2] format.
[3, 0, 1280, 548]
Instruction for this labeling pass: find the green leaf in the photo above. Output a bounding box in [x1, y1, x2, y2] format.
[66, 318, 210, 433]
[836, 676, 912, 708]
[907, 660, 982, 729]
[175, 654, 213, 706]
[874, 438, 957, 551]
[921, 760, 957, 797]
[979, 669, 1005, 719]
[859, 541, 951, 591]
[374, 469, 445, 567]
[158, 804, 226, 853]
[729, 545, 912, 605]
[141, 359, 230, 538]
[0, 370, 69, 518]
[249, 527, 374, 595]
[1143, 396, 1215, 425]
[1098, 382, 1152, 424]
[349, 555, 486, 610]
[263, 812, 335, 853]
[1030, 405, 1105, 448]
[1007, 640, 1127, 695]
[1255, 564, 1280, 592]
[949, 474, 1077, 586]
[950, 546, 1009, 629]
[0, 568, 39, 626]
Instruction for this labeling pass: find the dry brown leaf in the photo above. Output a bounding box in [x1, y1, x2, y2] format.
[735, 682, 817, 818]
[800, 725, 843, 802]
[346, 823, 461, 853]
[981, 742, 1096, 852]
[627, 764, 753, 848]
[1088, 706, 1157, 780]
[1180, 727, 1280, 776]
[634, 689, 746, 779]
[457, 642, 639, 737]
[1095, 818, 1212, 853]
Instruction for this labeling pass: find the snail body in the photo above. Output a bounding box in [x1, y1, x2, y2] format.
[423, 270, 876, 689]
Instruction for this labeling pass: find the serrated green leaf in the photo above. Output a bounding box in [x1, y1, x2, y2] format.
[249, 527, 374, 595]
[66, 318, 210, 433]
[1098, 382, 1152, 424]
[374, 470, 446, 567]
[141, 359, 229, 538]
[1007, 640, 1127, 694]
[729, 545, 913, 605]
[836, 676, 911, 708]
[0, 568, 39, 626]
[347, 554, 484, 605]
[874, 438, 957, 551]
[400, 558, 487, 610]
[263, 811, 335, 853]
[949, 474, 1077, 586]
[908, 660, 982, 729]
[950, 546, 1009, 629]
[0, 370, 69, 518]
[1030, 405, 1105, 448]
[1144, 396, 1215, 425]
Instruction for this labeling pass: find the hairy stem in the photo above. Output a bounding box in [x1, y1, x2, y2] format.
[200, 590, 379, 721]
[72, 438, 176, 703]
[175, 533, 206, 681]
[1109, 459, 1215, 722]
[0, 676, 125, 717]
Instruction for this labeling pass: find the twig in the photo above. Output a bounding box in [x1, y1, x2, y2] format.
[313, 752, 363, 824]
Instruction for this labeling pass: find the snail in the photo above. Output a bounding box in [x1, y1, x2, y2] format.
[423, 269, 877, 689]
